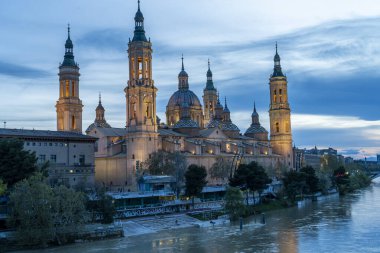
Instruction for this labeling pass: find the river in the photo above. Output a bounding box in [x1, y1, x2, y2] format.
[19, 179, 380, 253]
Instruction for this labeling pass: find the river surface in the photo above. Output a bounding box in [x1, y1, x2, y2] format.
[21, 180, 380, 253]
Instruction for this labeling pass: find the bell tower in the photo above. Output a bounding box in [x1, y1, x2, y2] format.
[203, 59, 218, 126]
[56, 25, 83, 133]
[125, 0, 157, 131]
[124, 0, 159, 189]
[269, 43, 293, 169]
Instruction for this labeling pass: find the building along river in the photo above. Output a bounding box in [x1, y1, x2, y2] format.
[18, 178, 380, 253]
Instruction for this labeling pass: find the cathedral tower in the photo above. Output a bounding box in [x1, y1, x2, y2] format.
[269, 44, 293, 168]
[202, 59, 218, 126]
[124, 0, 159, 188]
[56, 25, 83, 132]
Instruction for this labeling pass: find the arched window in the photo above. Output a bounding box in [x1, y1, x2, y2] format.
[71, 115, 76, 130]
[276, 122, 279, 133]
[131, 102, 137, 119]
[65, 80, 70, 97]
[72, 81, 75, 97]
[279, 89, 282, 102]
[273, 90, 277, 103]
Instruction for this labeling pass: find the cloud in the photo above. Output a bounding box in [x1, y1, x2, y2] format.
[0, 61, 49, 78]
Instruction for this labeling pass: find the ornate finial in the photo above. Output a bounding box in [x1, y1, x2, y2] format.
[181, 54, 184, 71]
[208, 58, 210, 70]
[254, 101, 256, 112]
[67, 23, 70, 38]
[224, 96, 227, 107]
[138, 0, 140, 10]
[275, 41, 278, 54]
[99, 92, 102, 104]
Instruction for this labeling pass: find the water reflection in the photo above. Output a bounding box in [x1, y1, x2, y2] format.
[18, 184, 380, 253]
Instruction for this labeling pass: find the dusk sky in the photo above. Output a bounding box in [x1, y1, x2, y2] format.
[1, 0, 380, 160]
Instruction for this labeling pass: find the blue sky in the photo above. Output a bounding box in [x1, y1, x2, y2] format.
[1, 0, 380, 160]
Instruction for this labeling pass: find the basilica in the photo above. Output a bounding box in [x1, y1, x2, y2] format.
[56, 2, 293, 191]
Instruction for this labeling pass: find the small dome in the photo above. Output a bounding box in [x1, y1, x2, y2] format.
[86, 121, 111, 133]
[245, 125, 268, 135]
[96, 103, 104, 111]
[221, 122, 239, 131]
[135, 9, 144, 22]
[178, 69, 188, 77]
[65, 38, 73, 48]
[167, 89, 202, 108]
[173, 119, 199, 129]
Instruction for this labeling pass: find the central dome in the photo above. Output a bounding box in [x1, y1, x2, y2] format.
[167, 89, 202, 107]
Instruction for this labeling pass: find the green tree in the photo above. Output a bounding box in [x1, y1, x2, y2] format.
[282, 170, 307, 202]
[333, 166, 350, 195]
[210, 156, 230, 183]
[52, 185, 87, 243]
[224, 187, 245, 221]
[248, 162, 272, 201]
[8, 173, 55, 247]
[95, 187, 116, 224]
[300, 166, 320, 194]
[145, 150, 174, 175]
[144, 151, 187, 197]
[0, 139, 40, 187]
[8, 173, 87, 246]
[229, 161, 271, 204]
[0, 179, 7, 195]
[185, 164, 207, 208]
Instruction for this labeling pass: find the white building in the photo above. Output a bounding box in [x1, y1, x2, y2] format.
[0, 128, 96, 188]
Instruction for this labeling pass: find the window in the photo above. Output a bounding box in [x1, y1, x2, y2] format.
[50, 155, 56, 163]
[65, 80, 70, 97]
[149, 137, 152, 141]
[49, 143, 52, 146]
[273, 90, 277, 102]
[79, 155, 85, 165]
[39, 155, 46, 163]
[276, 122, 280, 133]
[71, 115, 76, 130]
[149, 154, 151, 159]
[26, 142, 30, 146]
[72, 81, 75, 97]
[132, 154, 135, 159]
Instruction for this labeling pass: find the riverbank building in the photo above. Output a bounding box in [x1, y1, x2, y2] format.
[59, 1, 293, 191]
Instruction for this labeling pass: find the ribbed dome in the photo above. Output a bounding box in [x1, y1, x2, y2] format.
[85, 120, 112, 133]
[167, 89, 202, 107]
[245, 125, 268, 135]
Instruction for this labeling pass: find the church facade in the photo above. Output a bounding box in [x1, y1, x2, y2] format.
[60, 2, 293, 191]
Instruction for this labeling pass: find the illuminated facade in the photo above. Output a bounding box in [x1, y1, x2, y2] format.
[56, 25, 83, 133]
[85, 2, 293, 191]
[269, 44, 293, 168]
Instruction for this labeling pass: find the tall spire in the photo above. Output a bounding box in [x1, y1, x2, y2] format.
[251, 101, 260, 124]
[224, 96, 229, 112]
[132, 0, 147, 42]
[181, 54, 184, 71]
[99, 92, 102, 105]
[178, 54, 189, 90]
[61, 24, 76, 67]
[205, 59, 215, 90]
[272, 42, 284, 77]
